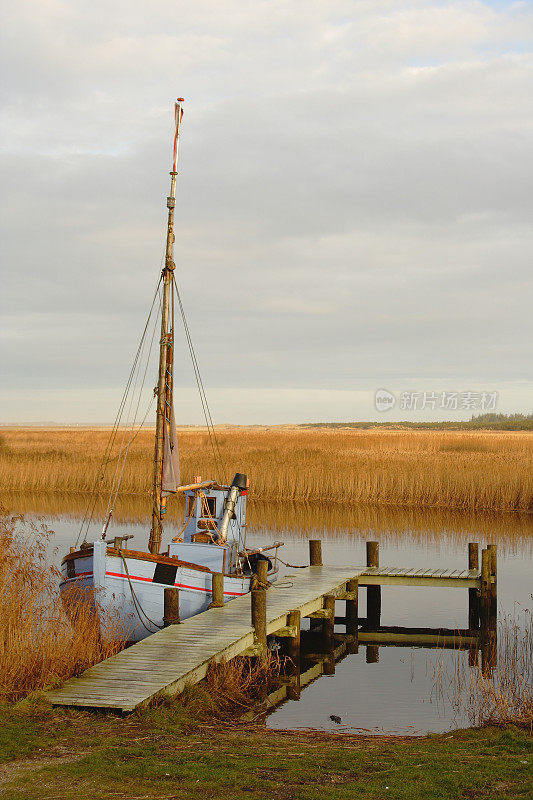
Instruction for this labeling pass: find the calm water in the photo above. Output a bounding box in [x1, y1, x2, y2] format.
[7, 494, 533, 735]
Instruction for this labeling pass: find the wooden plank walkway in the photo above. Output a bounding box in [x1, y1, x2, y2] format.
[359, 566, 480, 588]
[47, 559, 484, 714]
[48, 566, 365, 713]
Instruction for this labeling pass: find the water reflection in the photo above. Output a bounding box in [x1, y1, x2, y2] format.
[3, 491, 532, 734]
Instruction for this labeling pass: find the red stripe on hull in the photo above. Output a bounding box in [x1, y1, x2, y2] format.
[62, 571, 94, 582]
[105, 571, 247, 597]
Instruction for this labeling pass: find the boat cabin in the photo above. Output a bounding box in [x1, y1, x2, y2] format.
[167, 480, 247, 576]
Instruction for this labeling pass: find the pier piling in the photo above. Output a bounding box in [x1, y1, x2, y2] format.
[251, 559, 269, 660]
[488, 544, 498, 628]
[366, 541, 381, 628]
[163, 587, 180, 626]
[286, 609, 301, 699]
[480, 548, 491, 634]
[468, 543, 479, 630]
[309, 539, 323, 566]
[323, 594, 336, 674]
[366, 645, 379, 663]
[345, 578, 359, 653]
[209, 572, 224, 608]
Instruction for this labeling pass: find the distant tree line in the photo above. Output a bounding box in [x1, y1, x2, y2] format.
[302, 412, 533, 431]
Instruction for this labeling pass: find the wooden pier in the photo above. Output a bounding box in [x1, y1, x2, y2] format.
[47, 541, 497, 713]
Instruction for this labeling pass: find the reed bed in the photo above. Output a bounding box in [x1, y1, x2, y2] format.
[0, 512, 126, 702]
[431, 611, 533, 730]
[149, 651, 284, 720]
[1, 427, 532, 513]
[4, 490, 532, 555]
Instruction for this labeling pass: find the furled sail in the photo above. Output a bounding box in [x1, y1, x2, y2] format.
[162, 405, 180, 495]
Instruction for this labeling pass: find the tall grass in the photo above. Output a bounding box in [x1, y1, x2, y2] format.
[0, 512, 126, 702]
[147, 651, 284, 721]
[1, 427, 532, 513]
[431, 611, 532, 731]
[4, 490, 532, 554]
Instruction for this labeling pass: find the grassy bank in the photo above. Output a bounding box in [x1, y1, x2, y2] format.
[0, 699, 531, 800]
[1, 427, 532, 513]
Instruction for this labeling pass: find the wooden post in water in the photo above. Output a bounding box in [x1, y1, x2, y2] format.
[487, 544, 497, 630]
[468, 646, 478, 668]
[345, 578, 359, 654]
[482, 543, 498, 677]
[308, 541, 323, 634]
[256, 558, 269, 588]
[251, 559, 268, 661]
[209, 572, 224, 608]
[163, 587, 180, 626]
[323, 594, 336, 675]
[366, 541, 381, 629]
[366, 645, 379, 663]
[468, 542, 481, 668]
[287, 609, 301, 700]
[468, 543, 479, 630]
[480, 548, 491, 635]
[309, 540, 323, 566]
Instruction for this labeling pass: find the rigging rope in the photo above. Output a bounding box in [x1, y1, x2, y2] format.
[103, 285, 161, 535]
[76, 275, 163, 547]
[172, 274, 227, 484]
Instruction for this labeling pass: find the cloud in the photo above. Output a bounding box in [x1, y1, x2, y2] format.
[1, 0, 532, 422]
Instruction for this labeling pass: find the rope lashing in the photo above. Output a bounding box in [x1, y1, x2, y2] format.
[120, 551, 164, 633]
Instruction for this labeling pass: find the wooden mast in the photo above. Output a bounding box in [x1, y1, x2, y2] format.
[149, 99, 184, 554]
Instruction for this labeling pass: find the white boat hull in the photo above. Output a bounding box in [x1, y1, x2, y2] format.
[60, 540, 253, 642]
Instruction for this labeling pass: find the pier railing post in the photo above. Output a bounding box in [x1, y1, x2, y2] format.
[480, 548, 491, 633]
[366, 645, 379, 663]
[468, 543, 479, 630]
[346, 578, 359, 654]
[323, 594, 336, 675]
[163, 587, 180, 626]
[251, 559, 268, 661]
[480, 547, 499, 676]
[287, 609, 301, 700]
[366, 541, 381, 629]
[209, 572, 224, 608]
[487, 544, 497, 630]
[309, 540, 323, 566]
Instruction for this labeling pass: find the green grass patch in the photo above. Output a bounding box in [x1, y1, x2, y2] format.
[0, 701, 531, 799]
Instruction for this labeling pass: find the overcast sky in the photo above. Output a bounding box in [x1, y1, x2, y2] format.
[1, 0, 532, 424]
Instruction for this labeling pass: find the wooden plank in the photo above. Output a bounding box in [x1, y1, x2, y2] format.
[359, 575, 479, 588]
[273, 625, 298, 638]
[358, 631, 478, 648]
[307, 609, 333, 619]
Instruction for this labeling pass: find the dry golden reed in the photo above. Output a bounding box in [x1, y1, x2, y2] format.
[0, 512, 126, 702]
[153, 650, 284, 720]
[1, 426, 532, 513]
[430, 611, 532, 730]
[4, 490, 532, 556]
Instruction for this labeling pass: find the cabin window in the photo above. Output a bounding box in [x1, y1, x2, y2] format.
[186, 495, 196, 518]
[201, 496, 217, 517]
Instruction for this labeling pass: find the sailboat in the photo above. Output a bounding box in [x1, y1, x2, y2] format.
[59, 100, 280, 642]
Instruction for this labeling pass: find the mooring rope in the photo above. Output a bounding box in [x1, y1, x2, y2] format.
[276, 557, 308, 569]
[120, 551, 164, 633]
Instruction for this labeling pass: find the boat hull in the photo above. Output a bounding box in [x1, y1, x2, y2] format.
[60, 540, 252, 642]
